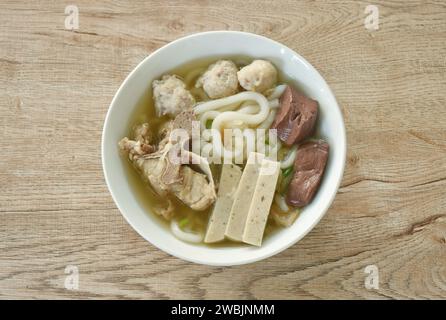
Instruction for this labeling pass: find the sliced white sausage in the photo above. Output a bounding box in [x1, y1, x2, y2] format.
[225, 152, 265, 241]
[204, 164, 242, 243]
[242, 159, 280, 246]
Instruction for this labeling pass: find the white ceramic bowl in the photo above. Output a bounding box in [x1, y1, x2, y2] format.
[102, 31, 346, 266]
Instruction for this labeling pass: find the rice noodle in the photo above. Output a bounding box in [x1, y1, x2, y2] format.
[170, 219, 203, 243]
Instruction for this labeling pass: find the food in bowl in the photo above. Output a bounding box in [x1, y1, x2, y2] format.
[118, 56, 329, 247]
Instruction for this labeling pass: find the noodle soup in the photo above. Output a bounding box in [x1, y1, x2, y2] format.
[119, 56, 328, 247]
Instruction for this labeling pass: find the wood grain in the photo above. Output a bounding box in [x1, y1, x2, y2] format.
[1, 0, 445, 299]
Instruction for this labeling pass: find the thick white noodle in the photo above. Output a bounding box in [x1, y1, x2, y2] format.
[238, 104, 258, 114]
[238, 100, 278, 114]
[280, 145, 298, 169]
[274, 193, 290, 212]
[239, 100, 253, 108]
[200, 110, 220, 130]
[194, 91, 269, 116]
[201, 129, 212, 141]
[170, 220, 203, 243]
[196, 92, 270, 159]
[269, 98, 280, 109]
[259, 109, 277, 129]
[267, 84, 287, 100]
[200, 141, 214, 159]
[219, 102, 243, 112]
[212, 93, 269, 131]
[194, 89, 285, 162]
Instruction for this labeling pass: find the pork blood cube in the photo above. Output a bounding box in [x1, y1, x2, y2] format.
[271, 85, 318, 146]
[286, 140, 329, 207]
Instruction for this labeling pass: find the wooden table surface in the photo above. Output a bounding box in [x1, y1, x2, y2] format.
[1, 0, 445, 300]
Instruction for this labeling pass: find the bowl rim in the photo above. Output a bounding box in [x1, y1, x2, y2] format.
[101, 30, 347, 266]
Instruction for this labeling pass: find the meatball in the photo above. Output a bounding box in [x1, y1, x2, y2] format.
[237, 60, 277, 93]
[152, 75, 195, 117]
[195, 60, 239, 99]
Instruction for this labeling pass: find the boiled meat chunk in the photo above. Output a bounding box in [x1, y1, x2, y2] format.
[170, 166, 216, 211]
[152, 75, 195, 117]
[118, 121, 216, 211]
[237, 60, 277, 93]
[196, 60, 239, 98]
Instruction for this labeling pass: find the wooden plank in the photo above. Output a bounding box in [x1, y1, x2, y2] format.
[0, 0, 445, 299]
